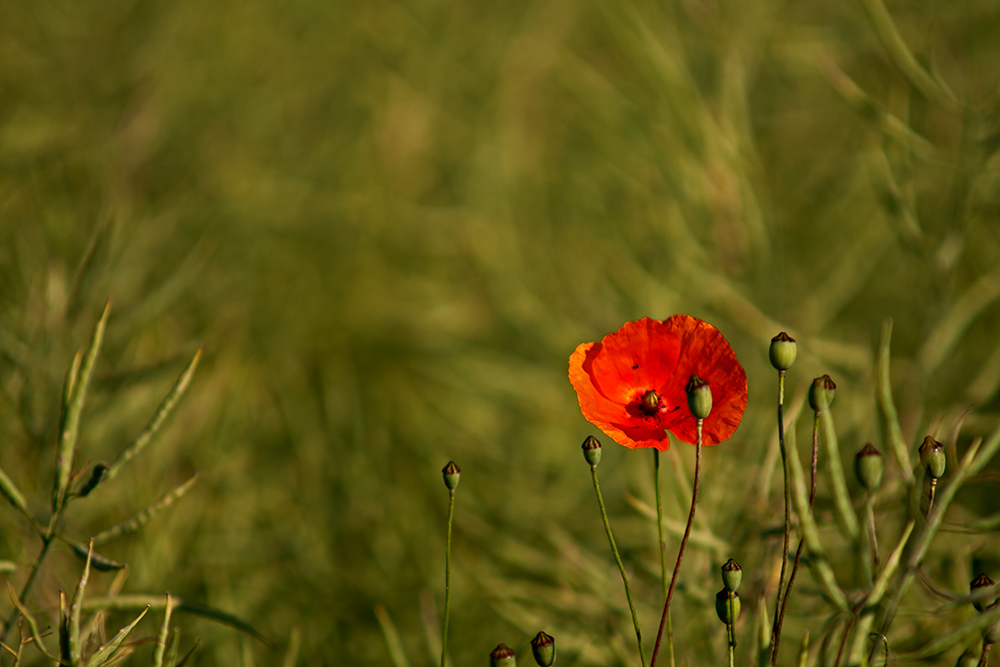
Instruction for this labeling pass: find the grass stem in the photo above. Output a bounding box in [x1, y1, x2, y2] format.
[654, 450, 675, 667]
[771, 371, 790, 667]
[441, 489, 455, 667]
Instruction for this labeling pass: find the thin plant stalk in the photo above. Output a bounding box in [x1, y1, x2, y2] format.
[926, 478, 938, 519]
[650, 421, 703, 667]
[771, 370, 791, 667]
[728, 594, 737, 667]
[441, 489, 455, 667]
[654, 450, 676, 667]
[979, 642, 992, 667]
[777, 411, 821, 635]
[591, 465, 647, 667]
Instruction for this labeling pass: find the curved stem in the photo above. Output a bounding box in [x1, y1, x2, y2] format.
[650, 422, 703, 667]
[771, 372, 790, 667]
[440, 490, 455, 667]
[653, 450, 675, 667]
[592, 465, 647, 667]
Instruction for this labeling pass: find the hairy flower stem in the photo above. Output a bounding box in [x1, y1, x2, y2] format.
[440, 489, 455, 667]
[650, 421, 703, 667]
[775, 413, 820, 643]
[728, 594, 737, 667]
[653, 450, 676, 667]
[591, 465, 647, 667]
[771, 371, 791, 667]
[926, 478, 938, 519]
[979, 642, 992, 667]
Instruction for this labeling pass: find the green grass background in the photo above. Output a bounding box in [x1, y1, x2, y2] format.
[2, 0, 1000, 664]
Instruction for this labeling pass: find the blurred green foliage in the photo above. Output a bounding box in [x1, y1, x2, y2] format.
[2, 0, 1000, 664]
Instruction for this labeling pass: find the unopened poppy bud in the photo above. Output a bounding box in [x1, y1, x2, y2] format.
[769, 332, 797, 371]
[582, 435, 602, 467]
[808, 375, 836, 412]
[442, 461, 461, 491]
[491, 643, 516, 667]
[530, 631, 555, 667]
[919, 436, 946, 479]
[686, 376, 712, 420]
[971, 573, 997, 613]
[854, 444, 884, 492]
[78, 462, 109, 498]
[721, 558, 742, 594]
[715, 589, 740, 624]
[957, 648, 980, 667]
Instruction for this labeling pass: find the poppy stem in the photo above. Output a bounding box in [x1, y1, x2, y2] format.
[653, 450, 676, 667]
[926, 477, 937, 519]
[775, 412, 820, 649]
[727, 593, 737, 667]
[650, 421, 702, 667]
[441, 488, 455, 667]
[770, 371, 791, 667]
[978, 641, 992, 667]
[590, 464, 647, 667]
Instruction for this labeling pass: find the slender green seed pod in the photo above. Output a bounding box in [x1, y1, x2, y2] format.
[581, 435, 602, 467]
[686, 375, 712, 420]
[854, 443, 884, 492]
[769, 332, 797, 371]
[919, 436, 946, 479]
[721, 558, 742, 594]
[715, 589, 740, 625]
[531, 631, 555, 667]
[491, 643, 516, 667]
[808, 375, 836, 412]
[442, 461, 461, 491]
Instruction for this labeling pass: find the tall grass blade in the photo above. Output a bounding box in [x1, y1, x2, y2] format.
[374, 604, 413, 667]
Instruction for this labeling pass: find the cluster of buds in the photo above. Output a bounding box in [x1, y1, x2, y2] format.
[489, 632, 556, 667]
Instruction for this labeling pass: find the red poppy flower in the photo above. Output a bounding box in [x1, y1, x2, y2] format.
[569, 315, 747, 450]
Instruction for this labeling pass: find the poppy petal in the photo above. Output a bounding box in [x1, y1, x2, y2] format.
[587, 318, 681, 405]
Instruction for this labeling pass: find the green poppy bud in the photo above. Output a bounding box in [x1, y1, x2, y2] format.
[808, 375, 836, 412]
[715, 589, 741, 625]
[721, 558, 742, 594]
[491, 643, 516, 667]
[769, 332, 797, 371]
[582, 435, 602, 467]
[919, 436, 946, 479]
[686, 375, 712, 420]
[854, 443, 884, 492]
[530, 631, 555, 667]
[956, 649, 980, 667]
[442, 461, 461, 491]
[972, 573, 997, 613]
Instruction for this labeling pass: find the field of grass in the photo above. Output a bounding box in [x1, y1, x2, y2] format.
[2, 0, 1000, 665]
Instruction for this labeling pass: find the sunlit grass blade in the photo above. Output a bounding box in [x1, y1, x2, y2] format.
[374, 604, 413, 667]
[152, 593, 174, 667]
[876, 319, 912, 483]
[106, 347, 203, 482]
[69, 539, 96, 664]
[81, 595, 271, 646]
[6, 583, 57, 661]
[83, 606, 148, 667]
[93, 474, 199, 545]
[54, 301, 110, 512]
[283, 627, 301, 667]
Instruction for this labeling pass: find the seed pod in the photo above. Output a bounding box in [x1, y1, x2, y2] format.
[491, 643, 516, 667]
[530, 631, 555, 667]
[769, 332, 797, 371]
[715, 589, 741, 625]
[919, 436, 946, 479]
[854, 444, 884, 492]
[972, 573, 997, 613]
[442, 461, 461, 491]
[686, 376, 712, 420]
[808, 375, 836, 412]
[721, 558, 742, 594]
[581, 435, 602, 467]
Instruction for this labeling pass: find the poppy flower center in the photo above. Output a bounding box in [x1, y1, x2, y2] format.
[639, 390, 661, 416]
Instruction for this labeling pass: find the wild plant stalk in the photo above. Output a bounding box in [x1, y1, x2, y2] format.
[776, 411, 820, 641]
[727, 595, 737, 667]
[770, 369, 790, 667]
[978, 641, 992, 667]
[590, 463, 647, 667]
[653, 450, 675, 667]
[441, 489, 454, 667]
[650, 420, 702, 667]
